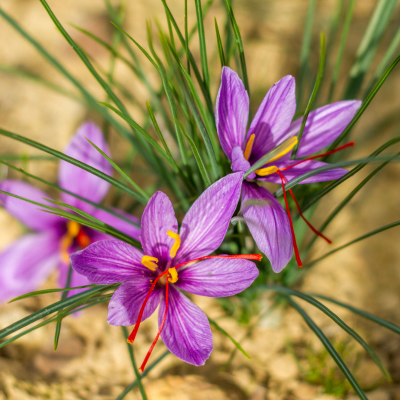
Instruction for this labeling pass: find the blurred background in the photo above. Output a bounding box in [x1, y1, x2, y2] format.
[0, 0, 399, 399]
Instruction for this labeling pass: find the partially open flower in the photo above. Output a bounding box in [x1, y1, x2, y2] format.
[71, 173, 260, 370]
[216, 67, 361, 272]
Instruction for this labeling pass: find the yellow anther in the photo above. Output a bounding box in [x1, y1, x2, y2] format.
[255, 165, 279, 176]
[167, 230, 181, 258]
[243, 134, 255, 160]
[268, 136, 298, 163]
[168, 267, 178, 283]
[67, 221, 80, 237]
[141, 255, 159, 271]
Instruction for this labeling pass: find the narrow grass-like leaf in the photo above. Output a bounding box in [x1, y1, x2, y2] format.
[257, 286, 391, 381]
[0, 159, 139, 228]
[215, 18, 226, 67]
[0, 128, 148, 203]
[302, 137, 400, 211]
[287, 297, 368, 399]
[223, 0, 249, 95]
[184, 0, 190, 74]
[116, 350, 170, 400]
[208, 317, 251, 359]
[274, 154, 400, 196]
[9, 285, 99, 303]
[0, 285, 114, 340]
[364, 25, 400, 97]
[122, 327, 148, 400]
[292, 33, 326, 159]
[86, 138, 149, 200]
[195, 0, 210, 91]
[306, 154, 398, 252]
[177, 120, 211, 187]
[161, 0, 214, 117]
[327, 0, 356, 102]
[147, 22, 188, 167]
[311, 294, 400, 335]
[306, 220, 400, 267]
[296, 0, 316, 108]
[54, 265, 73, 351]
[344, 0, 398, 99]
[166, 40, 220, 177]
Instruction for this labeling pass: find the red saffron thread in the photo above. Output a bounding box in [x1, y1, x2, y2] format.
[278, 172, 332, 244]
[139, 278, 169, 373]
[277, 171, 303, 267]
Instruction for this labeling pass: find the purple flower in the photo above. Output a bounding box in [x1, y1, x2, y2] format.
[70, 173, 261, 369]
[216, 67, 361, 272]
[0, 122, 140, 302]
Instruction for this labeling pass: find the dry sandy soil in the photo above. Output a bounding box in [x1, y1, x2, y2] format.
[0, 0, 399, 399]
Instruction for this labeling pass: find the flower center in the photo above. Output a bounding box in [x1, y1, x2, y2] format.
[129, 228, 263, 372]
[255, 141, 354, 268]
[60, 221, 91, 263]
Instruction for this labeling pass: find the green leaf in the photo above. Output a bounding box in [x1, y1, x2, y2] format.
[122, 327, 148, 400]
[208, 317, 251, 359]
[0, 285, 116, 340]
[194, 0, 210, 91]
[287, 298, 368, 399]
[9, 285, 99, 303]
[258, 286, 391, 381]
[343, 0, 398, 99]
[311, 294, 400, 336]
[0, 127, 148, 203]
[296, 0, 316, 109]
[327, 0, 356, 102]
[86, 138, 149, 200]
[0, 159, 140, 229]
[292, 33, 326, 159]
[184, 0, 190, 74]
[306, 220, 400, 267]
[215, 18, 226, 67]
[302, 137, 400, 211]
[116, 350, 170, 400]
[222, 0, 249, 95]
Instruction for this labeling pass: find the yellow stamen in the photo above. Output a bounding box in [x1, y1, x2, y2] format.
[60, 221, 81, 263]
[243, 134, 255, 160]
[268, 136, 298, 163]
[67, 221, 80, 237]
[167, 230, 181, 258]
[168, 267, 178, 283]
[255, 166, 279, 176]
[141, 255, 159, 271]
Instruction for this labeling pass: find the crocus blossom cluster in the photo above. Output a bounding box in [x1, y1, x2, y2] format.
[216, 67, 361, 272]
[71, 173, 260, 369]
[0, 122, 140, 302]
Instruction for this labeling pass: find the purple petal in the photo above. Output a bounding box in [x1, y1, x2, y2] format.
[231, 146, 256, 179]
[241, 182, 292, 273]
[175, 173, 243, 265]
[140, 191, 178, 268]
[258, 160, 348, 184]
[248, 76, 296, 163]
[215, 67, 249, 159]
[0, 180, 64, 231]
[108, 281, 162, 326]
[175, 258, 259, 297]
[70, 240, 154, 285]
[0, 232, 60, 303]
[159, 285, 212, 366]
[58, 260, 92, 297]
[59, 122, 112, 213]
[92, 207, 140, 241]
[287, 100, 361, 157]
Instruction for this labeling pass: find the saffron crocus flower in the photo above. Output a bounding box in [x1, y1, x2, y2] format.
[71, 173, 260, 370]
[216, 67, 361, 272]
[0, 122, 140, 302]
